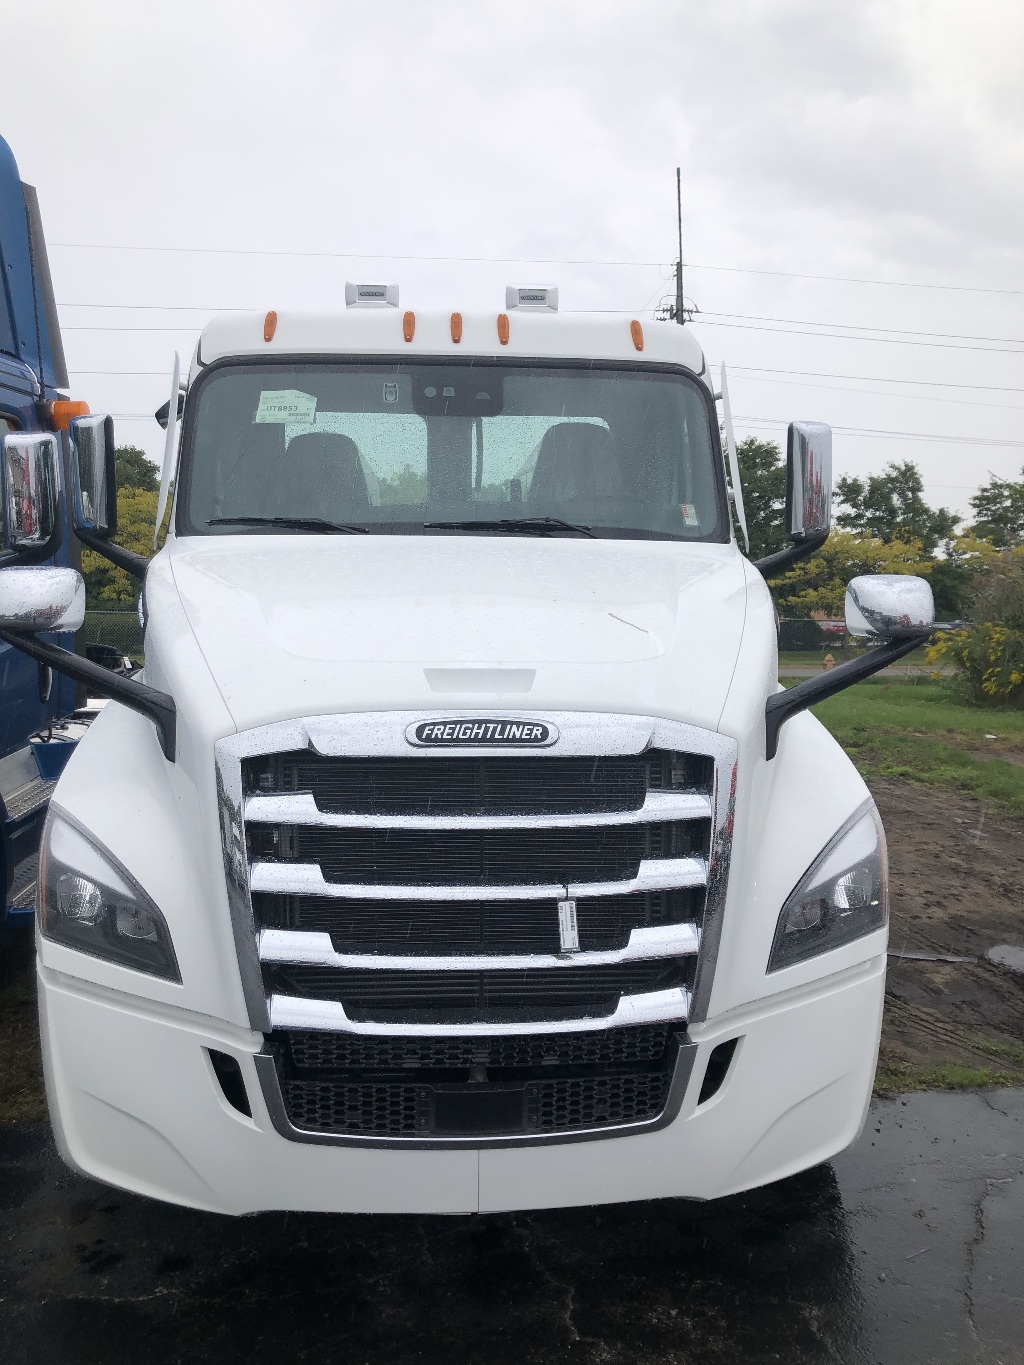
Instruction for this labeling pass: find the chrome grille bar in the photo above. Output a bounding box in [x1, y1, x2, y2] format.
[269, 985, 691, 1036]
[249, 855, 708, 901]
[258, 921, 699, 971]
[244, 789, 713, 830]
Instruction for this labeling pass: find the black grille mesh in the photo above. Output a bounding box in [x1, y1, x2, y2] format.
[249, 820, 703, 887]
[266, 959, 690, 1023]
[283, 1024, 671, 1073]
[253, 888, 700, 954]
[245, 748, 712, 817]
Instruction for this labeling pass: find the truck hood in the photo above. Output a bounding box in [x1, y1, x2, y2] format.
[166, 536, 750, 733]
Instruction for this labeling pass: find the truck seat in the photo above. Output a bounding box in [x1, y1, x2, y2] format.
[276, 432, 370, 519]
[528, 422, 623, 507]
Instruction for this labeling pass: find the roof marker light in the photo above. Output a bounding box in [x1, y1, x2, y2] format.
[49, 399, 90, 431]
[263, 311, 277, 342]
[630, 320, 644, 351]
[403, 311, 416, 342]
[450, 312, 463, 343]
[506, 285, 558, 312]
[497, 313, 510, 345]
[345, 282, 399, 308]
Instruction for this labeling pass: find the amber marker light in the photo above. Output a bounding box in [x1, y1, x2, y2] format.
[264, 310, 278, 342]
[630, 320, 644, 351]
[450, 312, 463, 343]
[48, 400, 90, 431]
[403, 311, 416, 342]
[497, 313, 510, 345]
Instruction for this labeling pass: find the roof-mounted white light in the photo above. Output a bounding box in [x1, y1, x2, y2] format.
[506, 284, 558, 312]
[345, 282, 399, 308]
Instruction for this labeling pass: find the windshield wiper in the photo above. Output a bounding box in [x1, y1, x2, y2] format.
[423, 516, 595, 538]
[207, 516, 368, 535]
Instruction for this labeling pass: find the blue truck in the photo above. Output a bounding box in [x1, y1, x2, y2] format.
[1, 133, 85, 932]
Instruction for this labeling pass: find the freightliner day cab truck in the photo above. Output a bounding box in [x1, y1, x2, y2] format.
[0, 285, 937, 1214]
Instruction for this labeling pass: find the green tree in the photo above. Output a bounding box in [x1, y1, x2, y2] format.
[734, 437, 787, 561]
[114, 445, 160, 493]
[773, 529, 929, 618]
[968, 468, 1024, 547]
[82, 487, 157, 606]
[835, 460, 959, 555]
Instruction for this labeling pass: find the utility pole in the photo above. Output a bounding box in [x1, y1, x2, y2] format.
[675, 166, 685, 326]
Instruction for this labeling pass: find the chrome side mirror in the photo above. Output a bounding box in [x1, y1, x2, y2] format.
[845, 574, 934, 639]
[69, 414, 116, 536]
[785, 422, 832, 541]
[2, 432, 60, 552]
[0, 566, 85, 632]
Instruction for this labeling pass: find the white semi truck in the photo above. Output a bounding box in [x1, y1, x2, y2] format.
[0, 290, 935, 1214]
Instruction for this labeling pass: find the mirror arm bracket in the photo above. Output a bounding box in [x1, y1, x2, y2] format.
[74, 527, 149, 581]
[0, 627, 176, 761]
[752, 532, 829, 579]
[765, 629, 932, 760]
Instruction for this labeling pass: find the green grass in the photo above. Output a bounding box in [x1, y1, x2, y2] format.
[873, 1060, 1019, 1095]
[809, 678, 1024, 816]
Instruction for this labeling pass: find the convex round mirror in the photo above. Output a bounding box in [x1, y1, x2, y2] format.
[0, 565, 85, 632]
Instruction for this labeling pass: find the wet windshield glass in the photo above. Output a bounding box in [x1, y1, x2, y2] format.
[180, 362, 726, 540]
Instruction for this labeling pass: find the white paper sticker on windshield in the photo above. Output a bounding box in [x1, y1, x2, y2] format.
[253, 390, 318, 424]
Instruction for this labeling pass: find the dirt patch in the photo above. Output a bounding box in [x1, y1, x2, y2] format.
[870, 776, 1024, 1088]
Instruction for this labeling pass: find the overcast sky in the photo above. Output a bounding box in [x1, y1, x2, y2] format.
[3, 0, 1023, 522]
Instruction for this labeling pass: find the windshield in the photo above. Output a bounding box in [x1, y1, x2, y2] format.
[179, 360, 727, 541]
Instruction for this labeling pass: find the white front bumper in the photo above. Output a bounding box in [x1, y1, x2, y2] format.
[39, 956, 885, 1215]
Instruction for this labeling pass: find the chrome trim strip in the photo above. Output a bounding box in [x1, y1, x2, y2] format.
[252, 1038, 700, 1149]
[688, 758, 737, 1024]
[243, 789, 713, 829]
[249, 856, 708, 901]
[258, 921, 700, 970]
[268, 984, 691, 1035]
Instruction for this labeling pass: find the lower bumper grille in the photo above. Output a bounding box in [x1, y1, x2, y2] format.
[269, 1024, 678, 1138]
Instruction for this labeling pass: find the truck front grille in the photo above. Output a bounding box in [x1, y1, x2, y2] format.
[219, 711, 734, 1145]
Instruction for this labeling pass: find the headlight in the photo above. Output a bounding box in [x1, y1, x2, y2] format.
[39, 808, 181, 981]
[768, 802, 887, 973]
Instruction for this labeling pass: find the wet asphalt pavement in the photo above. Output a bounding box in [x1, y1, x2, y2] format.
[0, 1089, 1021, 1365]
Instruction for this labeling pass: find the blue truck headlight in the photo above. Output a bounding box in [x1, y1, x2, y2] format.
[768, 802, 888, 973]
[39, 808, 181, 982]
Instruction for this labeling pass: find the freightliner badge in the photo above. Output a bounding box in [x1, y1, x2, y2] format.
[407, 719, 557, 747]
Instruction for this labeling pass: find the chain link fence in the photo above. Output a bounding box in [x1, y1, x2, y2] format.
[81, 610, 144, 666]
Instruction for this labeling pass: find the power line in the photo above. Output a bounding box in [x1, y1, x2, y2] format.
[724, 364, 1024, 395]
[725, 372, 1024, 413]
[48, 240, 1024, 297]
[734, 415, 1024, 448]
[702, 310, 1023, 346]
[697, 318, 1024, 355]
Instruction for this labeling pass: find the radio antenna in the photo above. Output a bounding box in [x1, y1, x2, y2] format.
[675, 167, 685, 326]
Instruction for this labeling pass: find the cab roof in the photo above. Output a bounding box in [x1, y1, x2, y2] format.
[194, 308, 708, 379]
